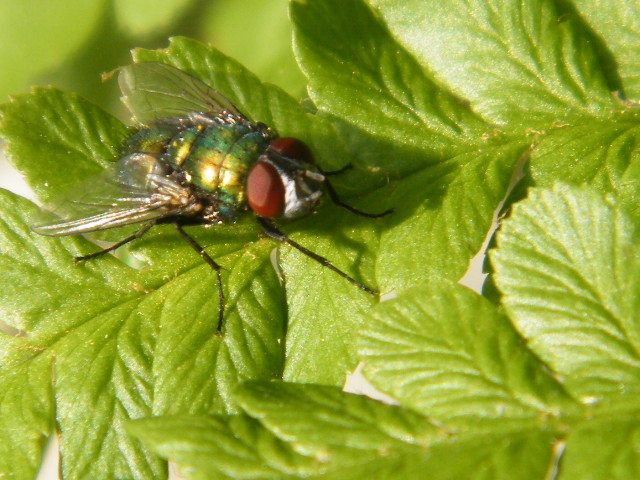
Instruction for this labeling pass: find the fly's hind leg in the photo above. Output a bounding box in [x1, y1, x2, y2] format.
[257, 217, 379, 296]
[74, 222, 155, 263]
[175, 223, 225, 333]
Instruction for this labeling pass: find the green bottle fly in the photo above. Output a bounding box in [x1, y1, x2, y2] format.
[33, 62, 391, 331]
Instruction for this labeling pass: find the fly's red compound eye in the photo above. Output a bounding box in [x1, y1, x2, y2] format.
[246, 161, 285, 218]
[269, 137, 314, 163]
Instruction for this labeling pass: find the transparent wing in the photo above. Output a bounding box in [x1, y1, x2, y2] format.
[118, 62, 245, 125]
[33, 153, 194, 236]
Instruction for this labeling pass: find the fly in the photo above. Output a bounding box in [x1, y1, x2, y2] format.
[33, 62, 391, 332]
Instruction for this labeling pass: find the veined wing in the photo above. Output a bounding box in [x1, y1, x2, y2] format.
[33, 153, 196, 236]
[118, 62, 245, 125]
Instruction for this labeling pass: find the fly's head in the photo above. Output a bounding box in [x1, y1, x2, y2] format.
[246, 137, 324, 220]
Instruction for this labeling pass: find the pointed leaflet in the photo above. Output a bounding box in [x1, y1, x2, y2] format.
[0, 87, 127, 206]
[491, 184, 640, 400]
[127, 414, 316, 480]
[130, 409, 559, 480]
[358, 282, 578, 430]
[370, 0, 616, 130]
[235, 382, 437, 473]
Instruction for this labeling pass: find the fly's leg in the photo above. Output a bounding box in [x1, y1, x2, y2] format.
[74, 222, 155, 263]
[321, 164, 353, 176]
[257, 217, 378, 296]
[316, 168, 393, 218]
[175, 224, 225, 333]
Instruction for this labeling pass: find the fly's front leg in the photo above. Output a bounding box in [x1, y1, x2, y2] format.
[257, 217, 378, 296]
[312, 167, 393, 218]
[175, 224, 225, 333]
[74, 222, 155, 263]
[320, 163, 353, 176]
[320, 177, 393, 218]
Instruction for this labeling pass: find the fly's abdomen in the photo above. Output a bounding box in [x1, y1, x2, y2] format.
[164, 126, 200, 168]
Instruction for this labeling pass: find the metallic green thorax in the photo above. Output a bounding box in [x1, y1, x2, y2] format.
[125, 121, 272, 222]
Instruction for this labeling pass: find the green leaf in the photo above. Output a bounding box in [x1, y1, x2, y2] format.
[358, 282, 579, 430]
[280, 208, 381, 384]
[0, 189, 164, 479]
[0, 186, 285, 479]
[528, 120, 640, 223]
[235, 381, 437, 449]
[3, 0, 639, 476]
[561, 414, 640, 479]
[491, 184, 640, 400]
[138, 381, 640, 480]
[128, 380, 574, 480]
[128, 414, 314, 480]
[574, 0, 640, 100]
[0, 336, 53, 480]
[369, 0, 616, 130]
[0, 87, 128, 205]
[152, 240, 286, 415]
[291, 0, 488, 160]
[235, 381, 438, 477]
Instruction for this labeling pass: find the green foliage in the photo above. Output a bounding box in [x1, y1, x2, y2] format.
[0, 0, 301, 110]
[0, 1, 107, 101]
[491, 185, 640, 399]
[128, 383, 440, 479]
[0, 0, 639, 479]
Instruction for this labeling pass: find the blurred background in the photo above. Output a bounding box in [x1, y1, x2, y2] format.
[0, 0, 304, 200]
